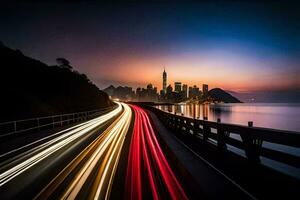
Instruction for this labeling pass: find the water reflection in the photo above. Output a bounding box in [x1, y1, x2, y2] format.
[156, 103, 300, 132]
[160, 104, 210, 120]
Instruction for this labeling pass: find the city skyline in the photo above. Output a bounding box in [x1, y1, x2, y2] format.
[0, 2, 299, 200]
[104, 68, 243, 104]
[107, 68, 209, 95]
[1, 1, 300, 101]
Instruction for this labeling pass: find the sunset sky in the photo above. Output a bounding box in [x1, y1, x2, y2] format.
[1, 1, 300, 97]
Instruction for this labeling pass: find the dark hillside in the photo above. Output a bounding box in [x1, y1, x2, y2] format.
[0, 43, 113, 122]
[208, 88, 242, 103]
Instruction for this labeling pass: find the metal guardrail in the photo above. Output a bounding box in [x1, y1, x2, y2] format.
[144, 105, 300, 169]
[0, 106, 117, 137]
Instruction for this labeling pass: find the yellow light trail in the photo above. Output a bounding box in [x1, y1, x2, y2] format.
[35, 103, 132, 200]
[0, 103, 123, 187]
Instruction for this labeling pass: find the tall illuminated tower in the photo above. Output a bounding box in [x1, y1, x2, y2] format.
[163, 67, 167, 94]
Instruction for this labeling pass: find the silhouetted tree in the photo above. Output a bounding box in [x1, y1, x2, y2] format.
[56, 58, 72, 69]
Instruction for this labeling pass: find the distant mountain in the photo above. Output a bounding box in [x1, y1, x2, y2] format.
[0, 42, 113, 122]
[208, 88, 242, 103]
[103, 85, 116, 96]
[103, 85, 134, 100]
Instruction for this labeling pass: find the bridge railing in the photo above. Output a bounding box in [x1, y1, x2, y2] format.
[0, 105, 117, 138]
[144, 105, 300, 168]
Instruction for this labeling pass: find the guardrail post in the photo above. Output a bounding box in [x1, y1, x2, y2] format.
[60, 115, 63, 126]
[176, 118, 180, 133]
[202, 117, 209, 143]
[193, 120, 200, 137]
[188, 120, 192, 135]
[179, 118, 183, 133]
[52, 116, 55, 128]
[241, 121, 262, 164]
[217, 118, 227, 150]
[173, 116, 176, 130]
[183, 119, 188, 134]
[168, 115, 173, 130]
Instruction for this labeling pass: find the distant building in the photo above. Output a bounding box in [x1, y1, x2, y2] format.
[154, 87, 157, 94]
[147, 83, 153, 90]
[160, 89, 164, 96]
[174, 82, 182, 92]
[136, 83, 158, 102]
[202, 84, 208, 96]
[103, 85, 115, 96]
[166, 84, 173, 94]
[182, 84, 188, 99]
[103, 85, 135, 101]
[136, 87, 141, 99]
[189, 85, 201, 99]
[163, 68, 167, 94]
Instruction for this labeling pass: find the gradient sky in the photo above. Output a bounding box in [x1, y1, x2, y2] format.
[1, 1, 300, 94]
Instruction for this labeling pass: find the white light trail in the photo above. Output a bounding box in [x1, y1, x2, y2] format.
[34, 103, 132, 200]
[62, 103, 132, 200]
[0, 103, 122, 187]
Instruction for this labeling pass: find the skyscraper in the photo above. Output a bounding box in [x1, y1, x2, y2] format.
[174, 82, 182, 92]
[163, 68, 167, 94]
[166, 84, 173, 94]
[202, 84, 208, 96]
[189, 85, 200, 99]
[182, 84, 188, 98]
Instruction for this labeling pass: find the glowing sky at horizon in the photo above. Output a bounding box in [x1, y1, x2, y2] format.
[1, 2, 299, 93]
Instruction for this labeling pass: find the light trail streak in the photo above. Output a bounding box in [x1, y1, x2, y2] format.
[0, 103, 122, 187]
[126, 105, 188, 200]
[35, 103, 132, 200]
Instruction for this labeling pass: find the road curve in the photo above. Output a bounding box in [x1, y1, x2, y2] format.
[0, 102, 126, 199]
[0, 103, 191, 200]
[34, 103, 132, 200]
[126, 105, 188, 200]
[0, 103, 122, 186]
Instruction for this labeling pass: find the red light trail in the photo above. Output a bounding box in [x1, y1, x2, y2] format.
[126, 105, 188, 200]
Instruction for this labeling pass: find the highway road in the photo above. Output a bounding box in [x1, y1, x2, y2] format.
[0, 102, 131, 199]
[35, 103, 132, 199]
[0, 102, 242, 200]
[0, 103, 190, 200]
